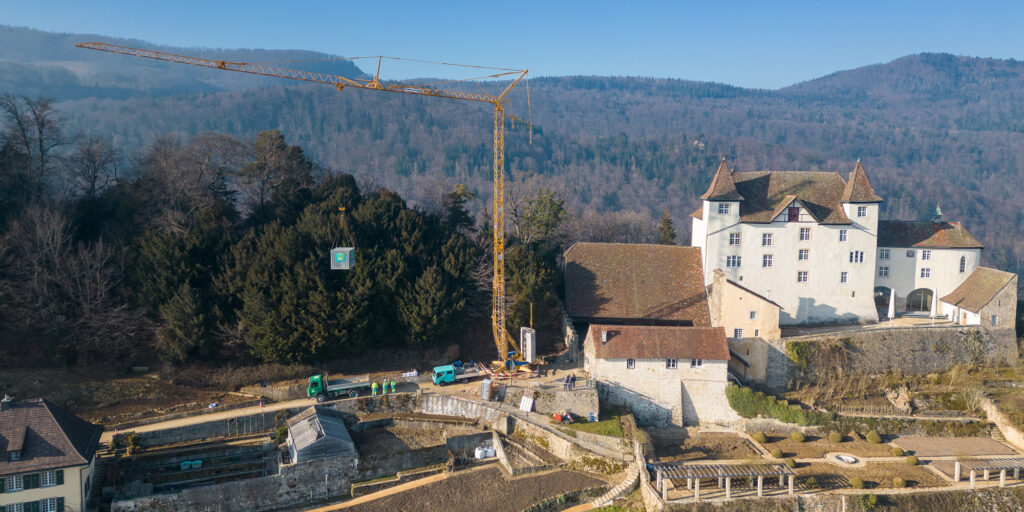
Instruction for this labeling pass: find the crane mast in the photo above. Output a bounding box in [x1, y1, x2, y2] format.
[76, 42, 527, 366]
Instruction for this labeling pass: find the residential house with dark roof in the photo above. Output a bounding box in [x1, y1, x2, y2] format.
[582, 325, 736, 426]
[0, 397, 102, 512]
[692, 159, 989, 325]
[940, 267, 1017, 328]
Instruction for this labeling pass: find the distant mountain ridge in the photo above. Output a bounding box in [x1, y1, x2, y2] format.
[0, 25, 366, 100]
[3, 25, 1024, 287]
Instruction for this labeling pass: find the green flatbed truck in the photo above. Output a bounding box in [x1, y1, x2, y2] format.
[306, 373, 372, 402]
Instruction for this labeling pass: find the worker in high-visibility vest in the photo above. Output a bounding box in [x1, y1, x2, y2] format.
[390, 379, 397, 394]
[371, 381, 378, 396]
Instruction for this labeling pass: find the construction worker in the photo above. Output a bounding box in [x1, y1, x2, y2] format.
[381, 379, 388, 395]
[371, 380, 378, 397]
[390, 379, 397, 394]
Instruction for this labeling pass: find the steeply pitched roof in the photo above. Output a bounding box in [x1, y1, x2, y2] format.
[840, 161, 883, 203]
[0, 399, 102, 474]
[588, 325, 729, 361]
[940, 267, 1016, 313]
[564, 243, 710, 327]
[878, 221, 984, 249]
[732, 171, 853, 224]
[700, 160, 745, 201]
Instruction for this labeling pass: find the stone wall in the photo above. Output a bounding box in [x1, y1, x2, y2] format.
[127, 410, 286, 448]
[760, 326, 1018, 389]
[502, 385, 598, 417]
[111, 454, 357, 512]
[357, 445, 448, 481]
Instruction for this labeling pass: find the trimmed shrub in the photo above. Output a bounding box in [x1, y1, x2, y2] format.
[891, 446, 904, 456]
[859, 493, 878, 510]
[751, 431, 767, 444]
[791, 432, 806, 443]
[849, 477, 864, 489]
[906, 455, 919, 466]
[866, 429, 882, 444]
[784, 458, 797, 468]
[770, 448, 783, 458]
[828, 431, 843, 443]
[892, 476, 906, 488]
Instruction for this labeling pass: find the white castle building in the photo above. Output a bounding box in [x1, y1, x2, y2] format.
[692, 160, 985, 325]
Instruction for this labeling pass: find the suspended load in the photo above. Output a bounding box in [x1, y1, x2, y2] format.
[330, 247, 354, 270]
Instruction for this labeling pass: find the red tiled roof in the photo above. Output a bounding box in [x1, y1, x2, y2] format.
[0, 399, 102, 474]
[732, 170, 853, 224]
[690, 205, 703, 220]
[940, 267, 1016, 313]
[588, 325, 729, 361]
[564, 243, 710, 326]
[878, 221, 983, 249]
[840, 161, 883, 203]
[700, 160, 745, 201]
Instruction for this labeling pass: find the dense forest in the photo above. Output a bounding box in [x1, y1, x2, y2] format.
[5, 28, 1016, 286]
[0, 95, 597, 368]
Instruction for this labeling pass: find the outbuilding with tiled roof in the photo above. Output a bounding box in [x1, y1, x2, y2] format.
[940, 267, 1017, 328]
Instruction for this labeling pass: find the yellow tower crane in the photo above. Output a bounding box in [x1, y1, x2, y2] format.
[76, 42, 530, 369]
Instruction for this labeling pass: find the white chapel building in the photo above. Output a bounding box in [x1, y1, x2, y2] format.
[692, 160, 986, 325]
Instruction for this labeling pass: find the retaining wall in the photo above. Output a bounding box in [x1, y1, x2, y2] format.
[982, 398, 1024, 452]
[357, 445, 448, 481]
[111, 453, 357, 512]
[350, 464, 445, 498]
[126, 410, 285, 449]
[762, 326, 1018, 389]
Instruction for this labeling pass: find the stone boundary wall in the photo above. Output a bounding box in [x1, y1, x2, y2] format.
[562, 429, 626, 454]
[111, 453, 357, 512]
[981, 398, 1024, 452]
[764, 326, 1017, 388]
[350, 464, 445, 498]
[357, 445, 448, 481]
[634, 439, 666, 512]
[492, 430, 514, 475]
[128, 409, 287, 448]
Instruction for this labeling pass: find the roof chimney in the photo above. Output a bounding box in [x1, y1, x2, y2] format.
[601, 330, 609, 344]
[1, 394, 12, 411]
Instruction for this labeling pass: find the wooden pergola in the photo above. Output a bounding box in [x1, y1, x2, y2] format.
[954, 458, 1024, 488]
[654, 462, 796, 501]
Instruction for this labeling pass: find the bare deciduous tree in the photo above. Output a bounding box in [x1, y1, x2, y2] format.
[0, 94, 70, 195]
[65, 136, 121, 198]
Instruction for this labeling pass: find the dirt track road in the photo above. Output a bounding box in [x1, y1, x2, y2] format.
[100, 397, 316, 442]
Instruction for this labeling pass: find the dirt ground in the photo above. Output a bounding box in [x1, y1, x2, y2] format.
[764, 433, 898, 459]
[343, 466, 602, 512]
[652, 431, 758, 461]
[893, 436, 1019, 457]
[351, 425, 480, 452]
[794, 462, 948, 489]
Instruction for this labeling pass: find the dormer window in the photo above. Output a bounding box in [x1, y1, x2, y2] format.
[718, 203, 730, 215]
[9, 449, 20, 461]
[857, 206, 867, 217]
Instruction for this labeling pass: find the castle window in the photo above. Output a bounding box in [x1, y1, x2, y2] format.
[857, 206, 867, 217]
[840, 271, 848, 283]
[733, 329, 743, 339]
[626, 359, 635, 369]
[839, 229, 848, 242]
[729, 233, 741, 246]
[880, 249, 890, 260]
[797, 271, 809, 283]
[906, 250, 915, 258]
[799, 249, 809, 261]
[666, 358, 678, 369]
[762, 233, 773, 246]
[849, 251, 864, 263]
[750, 311, 757, 320]
[763, 254, 773, 267]
[799, 227, 811, 241]
[879, 266, 889, 278]
[718, 203, 730, 214]
[726, 256, 741, 267]
[992, 315, 999, 327]
[922, 250, 932, 261]
[960, 256, 966, 273]
[920, 268, 931, 278]
[690, 359, 704, 368]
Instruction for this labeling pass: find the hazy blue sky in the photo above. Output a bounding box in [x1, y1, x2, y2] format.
[4, 0, 1023, 88]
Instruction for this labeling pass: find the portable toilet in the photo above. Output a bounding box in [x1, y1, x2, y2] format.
[330, 247, 354, 270]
